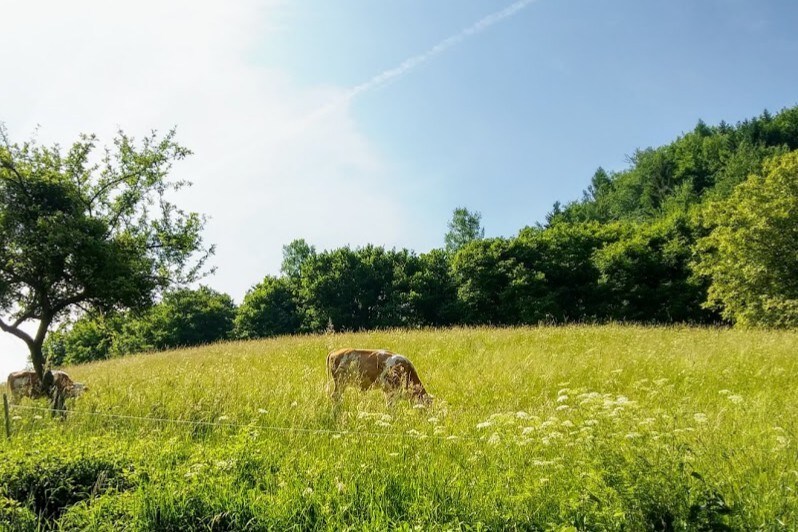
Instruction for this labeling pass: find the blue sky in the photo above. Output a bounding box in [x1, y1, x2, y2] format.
[256, 0, 798, 242]
[1, 0, 797, 372]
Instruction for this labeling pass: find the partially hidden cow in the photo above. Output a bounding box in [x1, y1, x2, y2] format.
[326, 348, 432, 405]
[6, 370, 87, 402]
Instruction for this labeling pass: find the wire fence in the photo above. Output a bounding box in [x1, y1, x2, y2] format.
[5, 401, 483, 443]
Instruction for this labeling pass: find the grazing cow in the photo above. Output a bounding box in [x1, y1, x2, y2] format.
[6, 370, 86, 402]
[326, 348, 432, 405]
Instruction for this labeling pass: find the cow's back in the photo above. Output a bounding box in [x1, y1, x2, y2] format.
[327, 348, 394, 387]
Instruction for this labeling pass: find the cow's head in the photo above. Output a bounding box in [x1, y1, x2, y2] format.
[66, 382, 88, 398]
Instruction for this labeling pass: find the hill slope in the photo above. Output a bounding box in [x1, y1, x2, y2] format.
[2, 326, 797, 530]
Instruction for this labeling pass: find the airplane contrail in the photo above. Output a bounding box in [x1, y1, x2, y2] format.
[292, 0, 539, 132]
[211, 0, 538, 171]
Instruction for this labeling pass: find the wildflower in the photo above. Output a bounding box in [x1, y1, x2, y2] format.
[728, 394, 744, 404]
[433, 426, 446, 435]
[693, 413, 708, 424]
[487, 433, 500, 446]
[407, 429, 423, 437]
[555, 405, 570, 411]
[303, 487, 314, 496]
[388, 452, 399, 457]
[375, 420, 391, 428]
[217, 415, 229, 422]
[413, 403, 427, 410]
[522, 427, 536, 436]
[556, 395, 569, 403]
[11, 416, 21, 421]
[615, 396, 629, 404]
[427, 417, 439, 424]
[257, 408, 267, 414]
[476, 421, 493, 430]
[583, 419, 598, 426]
[290, 401, 298, 408]
[718, 389, 731, 395]
[446, 435, 459, 441]
[625, 432, 641, 439]
[33, 415, 42, 420]
[561, 420, 574, 428]
[654, 378, 669, 386]
[557, 388, 570, 396]
[516, 411, 530, 419]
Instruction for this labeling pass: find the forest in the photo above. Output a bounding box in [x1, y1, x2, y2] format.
[42, 106, 798, 365]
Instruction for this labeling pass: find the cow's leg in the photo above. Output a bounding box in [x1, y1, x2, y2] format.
[329, 372, 345, 402]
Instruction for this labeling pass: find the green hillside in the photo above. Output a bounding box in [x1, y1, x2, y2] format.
[2, 326, 797, 530]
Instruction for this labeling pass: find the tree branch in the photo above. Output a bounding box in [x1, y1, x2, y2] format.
[0, 316, 34, 348]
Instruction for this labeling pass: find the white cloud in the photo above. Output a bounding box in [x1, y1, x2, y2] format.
[0, 0, 410, 368]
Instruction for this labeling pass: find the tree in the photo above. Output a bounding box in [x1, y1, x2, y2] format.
[280, 238, 316, 278]
[145, 286, 236, 348]
[694, 150, 798, 327]
[234, 276, 301, 339]
[444, 207, 484, 253]
[0, 125, 212, 383]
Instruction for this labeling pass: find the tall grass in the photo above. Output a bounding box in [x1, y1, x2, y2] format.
[1, 326, 796, 530]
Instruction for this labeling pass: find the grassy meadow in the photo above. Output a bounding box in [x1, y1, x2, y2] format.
[1, 325, 797, 530]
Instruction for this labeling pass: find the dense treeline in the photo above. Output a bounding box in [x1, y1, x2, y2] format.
[45, 107, 798, 364]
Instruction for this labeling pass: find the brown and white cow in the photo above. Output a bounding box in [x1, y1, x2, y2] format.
[6, 370, 86, 402]
[326, 348, 432, 405]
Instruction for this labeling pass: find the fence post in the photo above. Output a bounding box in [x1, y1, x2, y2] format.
[3, 393, 10, 439]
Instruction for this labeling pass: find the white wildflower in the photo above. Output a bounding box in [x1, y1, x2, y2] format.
[388, 452, 399, 457]
[427, 417, 439, 424]
[33, 415, 42, 420]
[693, 413, 708, 424]
[374, 420, 391, 428]
[413, 403, 427, 410]
[476, 421, 493, 430]
[556, 405, 570, 411]
[303, 487, 314, 496]
[718, 389, 731, 395]
[561, 420, 574, 428]
[290, 401, 298, 408]
[407, 429, 423, 437]
[728, 394, 744, 404]
[583, 419, 599, 426]
[625, 432, 641, 439]
[516, 411, 530, 419]
[217, 415, 229, 422]
[487, 433, 501, 446]
[556, 395, 569, 403]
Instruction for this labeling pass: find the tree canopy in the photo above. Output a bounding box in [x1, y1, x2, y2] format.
[0, 126, 212, 379]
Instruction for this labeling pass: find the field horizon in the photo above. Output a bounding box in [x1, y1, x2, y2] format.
[1, 325, 796, 530]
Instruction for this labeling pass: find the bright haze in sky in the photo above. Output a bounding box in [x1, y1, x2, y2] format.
[1, 0, 797, 374]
